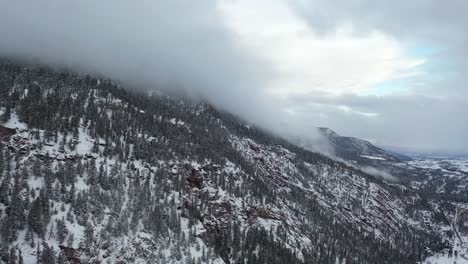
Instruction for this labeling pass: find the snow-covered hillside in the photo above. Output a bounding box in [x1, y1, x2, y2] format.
[0, 59, 463, 263]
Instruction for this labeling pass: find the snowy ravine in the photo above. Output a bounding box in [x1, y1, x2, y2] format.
[0, 59, 464, 263]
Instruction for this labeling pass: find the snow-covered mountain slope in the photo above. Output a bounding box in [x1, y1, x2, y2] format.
[408, 158, 468, 203]
[0, 59, 460, 263]
[296, 128, 434, 183]
[315, 127, 403, 163]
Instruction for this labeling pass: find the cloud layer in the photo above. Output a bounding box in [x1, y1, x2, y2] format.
[1, 0, 467, 153]
[0, 1, 273, 118]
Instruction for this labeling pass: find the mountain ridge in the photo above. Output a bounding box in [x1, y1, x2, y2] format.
[316, 127, 404, 163]
[0, 59, 455, 263]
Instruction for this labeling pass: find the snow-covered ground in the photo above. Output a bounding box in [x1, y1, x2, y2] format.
[424, 253, 468, 264]
[409, 158, 468, 173]
[409, 157, 468, 196]
[423, 236, 468, 264]
[3, 112, 27, 130]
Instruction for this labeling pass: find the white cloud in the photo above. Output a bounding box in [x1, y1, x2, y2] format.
[218, 0, 425, 96]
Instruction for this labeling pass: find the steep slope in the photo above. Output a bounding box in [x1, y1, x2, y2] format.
[0, 60, 453, 263]
[297, 128, 422, 183]
[316, 127, 402, 163]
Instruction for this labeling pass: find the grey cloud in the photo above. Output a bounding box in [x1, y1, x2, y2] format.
[293, 0, 468, 96]
[293, 0, 468, 42]
[294, 0, 468, 90]
[0, 0, 277, 129]
[1, 0, 467, 153]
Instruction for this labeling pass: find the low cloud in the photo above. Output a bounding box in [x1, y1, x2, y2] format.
[0, 0, 277, 127]
[360, 166, 398, 182]
[1, 0, 467, 153]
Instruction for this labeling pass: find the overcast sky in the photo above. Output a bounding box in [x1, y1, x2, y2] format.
[1, 0, 467, 153]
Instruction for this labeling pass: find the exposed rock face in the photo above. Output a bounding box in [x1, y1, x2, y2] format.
[0, 125, 15, 139]
[59, 246, 81, 264]
[187, 169, 204, 189]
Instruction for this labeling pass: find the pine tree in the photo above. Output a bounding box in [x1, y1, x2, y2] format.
[18, 249, 24, 264]
[25, 229, 34, 246]
[56, 218, 68, 244]
[67, 233, 74, 247]
[41, 242, 55, 264]
[28, 192, 48, 238]
[0, 209, 17, 243]
[0, 172, 10, 204]
[8, 247, 17, 264]
[1, 101, 11, 123]
[0, 143, 4, 177]
[84, 222, 94, 246]
[36, 244, 41, 264]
